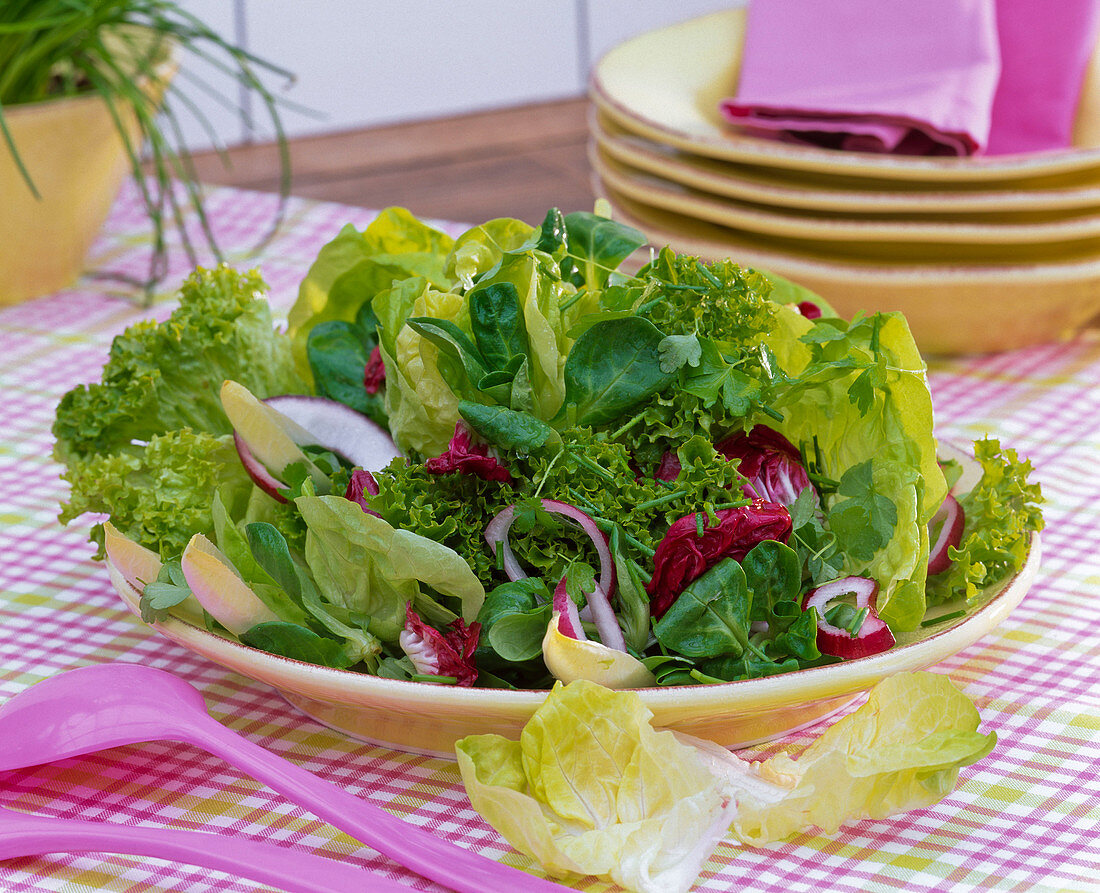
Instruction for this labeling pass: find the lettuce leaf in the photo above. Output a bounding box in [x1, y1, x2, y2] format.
[456, 673, 994, 893]
[375, 279, 470, 457]
[287, 208, 455, 380]
[54, 266, 305, 466]
[445, 217, 536, 289]
[53, 266, 305, 558]
[927, 438, 1044, 605]
[768, 311, 947, 629]
[295, 493, 485, 642]
[456, 680, 735, 893]
[697, 671, 996, 845]
[59, 430, 253, 560]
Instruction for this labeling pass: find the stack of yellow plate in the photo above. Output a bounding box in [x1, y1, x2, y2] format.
[589, 8, 1100, 355]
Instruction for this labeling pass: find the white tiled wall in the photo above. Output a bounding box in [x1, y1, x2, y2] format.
[172, 0, 737, 150]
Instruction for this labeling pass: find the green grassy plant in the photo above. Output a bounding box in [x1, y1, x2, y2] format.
[0, 0, 292, 295]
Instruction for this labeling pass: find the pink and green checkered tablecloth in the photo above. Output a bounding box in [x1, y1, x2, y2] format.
[1, 181, 1098, 893]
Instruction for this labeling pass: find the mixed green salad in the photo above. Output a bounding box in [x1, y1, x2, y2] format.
[54, 206, 1044, 690]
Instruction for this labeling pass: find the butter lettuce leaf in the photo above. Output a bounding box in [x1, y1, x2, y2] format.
[457, 674, 993, 893]
[287, 208, 455, 380]
[375, 278, 469, 457]
[296, 493, 485, 642]
[768, 311, 947, 629]
[456, 680, 735, 893]
[694, 671, 996, 845]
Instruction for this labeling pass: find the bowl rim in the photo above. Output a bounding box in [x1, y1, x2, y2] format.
[107, 532, 1040, 717]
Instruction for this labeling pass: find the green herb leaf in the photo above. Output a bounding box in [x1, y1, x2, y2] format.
[140, 560, 193, 623]
[828, 460, 898, 563]
[240, 621, 353, 668]
[657, 333, 702, 373]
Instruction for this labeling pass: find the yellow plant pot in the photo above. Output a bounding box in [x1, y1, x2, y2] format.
[0, 47, 174, 305]
[0, 92, 137, 304]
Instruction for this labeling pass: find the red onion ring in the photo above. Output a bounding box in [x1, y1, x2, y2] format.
[553, 577, 586, 640]
[803, 576, 895, 659]
[927, 494, 965, 575]
[484, 506, 527, 581]
[485, 499, 624, 651]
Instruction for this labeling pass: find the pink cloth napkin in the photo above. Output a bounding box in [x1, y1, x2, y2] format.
[721, 0, 1003, 156]
[986, 0, 1100, 154]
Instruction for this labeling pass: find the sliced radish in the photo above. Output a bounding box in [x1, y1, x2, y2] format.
[927, 493, 965, 575]
[235, 432, 288, 500]
[485, 500, 615, 600]
[232, 392, 401, 502]
[803, 576, 895, 660]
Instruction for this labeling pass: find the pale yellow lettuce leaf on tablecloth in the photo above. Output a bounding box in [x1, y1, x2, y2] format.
[688, 671, 996, 846]
[457, 672, 994, 893]
[456, 680, 735, 893]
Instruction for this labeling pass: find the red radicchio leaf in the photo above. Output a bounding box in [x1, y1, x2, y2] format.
[715, 426, 811, 507]
[796, 300, 822, 320]
[399, 604, 481, 686]
[425, 423, 512, 483]
[646, 498, 793, 618]
[654, 451, 682, 483]
[344, 469, 381, 516]
[653, 426, 811, 508]
[363, 345, 386, 395]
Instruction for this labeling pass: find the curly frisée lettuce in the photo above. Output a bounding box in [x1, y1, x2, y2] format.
[54, 265, 305, 558]
[456, 673, 995, 893]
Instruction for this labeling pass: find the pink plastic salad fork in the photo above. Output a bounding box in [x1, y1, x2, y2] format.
[0, 803, 410, 893]
[0, 663, 567, 893]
